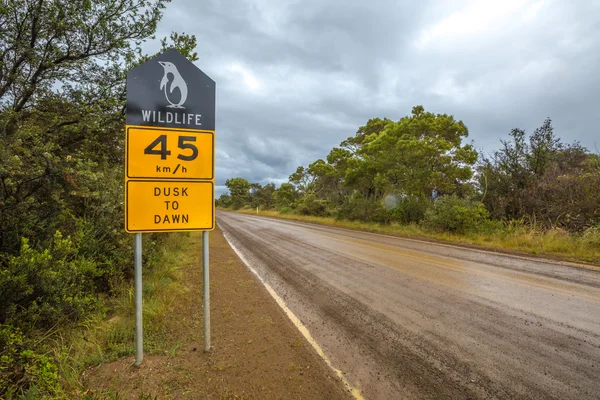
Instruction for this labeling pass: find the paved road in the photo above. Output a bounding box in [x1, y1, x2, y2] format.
[217, 211, 600, 400]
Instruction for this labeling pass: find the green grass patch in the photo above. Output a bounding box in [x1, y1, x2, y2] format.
[1, 232, 196, 399]
[230, 209, 600, 265]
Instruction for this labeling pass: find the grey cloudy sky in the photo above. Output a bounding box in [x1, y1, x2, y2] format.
[149, 0, 600, 196]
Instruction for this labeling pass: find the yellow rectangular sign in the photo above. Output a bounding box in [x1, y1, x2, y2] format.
[125, 180, 214, 232]
[126, 125, 214, 180]
[124, 124, 215, 233]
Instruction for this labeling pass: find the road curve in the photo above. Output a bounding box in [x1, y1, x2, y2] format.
[217, 211, 600, 400]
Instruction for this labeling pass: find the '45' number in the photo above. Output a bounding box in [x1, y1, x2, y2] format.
[143, 135, 198, 161]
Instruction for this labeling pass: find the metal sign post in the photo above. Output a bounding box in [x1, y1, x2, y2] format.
[125, 49, 216, 364]
[134, 233, 143, 366]
[202, 231, 210, 351]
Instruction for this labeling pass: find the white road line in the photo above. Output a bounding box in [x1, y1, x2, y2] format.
[220, 226, 365, 400]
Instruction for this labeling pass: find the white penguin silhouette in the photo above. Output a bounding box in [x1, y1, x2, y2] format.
[158, 61, 188, 109]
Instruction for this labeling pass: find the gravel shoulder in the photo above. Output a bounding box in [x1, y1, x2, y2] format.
[83, 228, 352, 399]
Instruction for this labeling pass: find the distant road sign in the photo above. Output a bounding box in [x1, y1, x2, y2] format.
[125, 49, 215, 232]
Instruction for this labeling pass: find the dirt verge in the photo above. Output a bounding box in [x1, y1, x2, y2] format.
[83, 228, 351, 399]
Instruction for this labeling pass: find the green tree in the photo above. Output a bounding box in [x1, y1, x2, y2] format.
[249, 183, 263, 208]
[225, 178, 251, 209]
[289, 166, 315, 195]
[0, 0, 197, 395]
[340, 117, 392, 154]
[306, 159, 343, 204]
[247, 182, 278, 209]
[216, 193, 232, 208]
[0, 0, 175, 255]
[477, 118, 599, 229]
[337, 118, 391, 200]
[273, 182, 297, 210]
[253, 182, 276, 209]
[278, 107, 478, 223]
[341, 106, 478, 208]
[0, 0, 170, 124]
[527, 118, 561, 176]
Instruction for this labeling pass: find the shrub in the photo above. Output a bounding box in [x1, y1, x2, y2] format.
[388, 196, 430, 224]
[424, 195, 491, 234]
[295, 193, 330, 217]
[278, 206, 294, 214]
[0, 325, 60, 399]
[337, 193, 389, 223]
[0, 232, 101, 330]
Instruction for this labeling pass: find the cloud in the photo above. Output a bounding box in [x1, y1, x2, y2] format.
[151, 0, 600, 196]
[414, 0, 545, 49]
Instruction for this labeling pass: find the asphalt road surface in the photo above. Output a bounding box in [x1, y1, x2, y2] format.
[217, 211, 600, 400]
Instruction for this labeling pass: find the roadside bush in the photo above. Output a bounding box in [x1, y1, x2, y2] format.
[388, 196, 430, 224]
[295, 193, 330, 217]
[0, 232, 102, 330]
[424, 196, 491, 234]
[278, 206, 294, 214]
[215, 194, 232, 208]
[0, 325, 60, 399]
[337, 193, 389, 223]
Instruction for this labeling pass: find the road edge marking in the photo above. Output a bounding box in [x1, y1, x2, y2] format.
[220, 228, 365, 400]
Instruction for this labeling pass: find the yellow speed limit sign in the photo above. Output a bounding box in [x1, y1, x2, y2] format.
[126, 126, 214, 180]
[124, 49, 216, 233]
[124, 126, 215, 232]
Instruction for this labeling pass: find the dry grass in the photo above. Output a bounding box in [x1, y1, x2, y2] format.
[231, 209, 600, 265]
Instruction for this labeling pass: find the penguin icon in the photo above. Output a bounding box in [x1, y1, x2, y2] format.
[158, 61, 188, 108]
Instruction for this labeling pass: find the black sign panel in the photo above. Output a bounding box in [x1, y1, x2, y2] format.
[126, 49, 216, 130]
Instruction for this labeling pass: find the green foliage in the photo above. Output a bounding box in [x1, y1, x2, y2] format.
[215, 193, 232, 208]
[1, 232, 101, 329]
[225, 178, 251, 209]
[289, 166, 314, 194]
[278, 206, 294, 214]
[0, 0, 199, 395]
[360, 106, 478, 199]
[295, 193, 329, 217]
[0, 0, 170, 118]
[387, 195, 430, 224]
[0, 325, 60, 399]
[340, 117, 392, 153]
[224, 108, 599, 238]
[249, 182, 276, 209]
[220, 179, 279, 211]
[273, 183, 298, 210]
[478, 118, 599, 230]
[337, 192, 389, 223]
[424, 196, 491, 234]
[307, 158, 348, 206]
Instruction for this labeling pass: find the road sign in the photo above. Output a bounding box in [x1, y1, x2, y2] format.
[125, 180, 214, 232]
[126, 49, 215, 130]
[126, 126, 214, 180]
[125, 49, 216, 365]
[125, 49, 216, 232]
